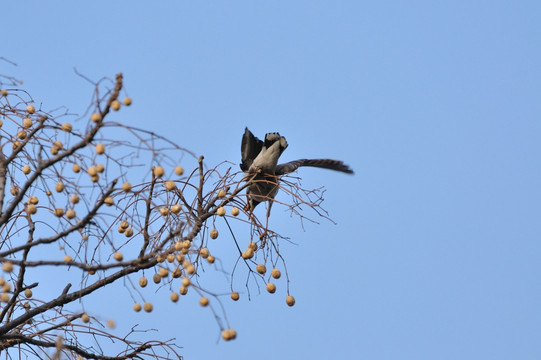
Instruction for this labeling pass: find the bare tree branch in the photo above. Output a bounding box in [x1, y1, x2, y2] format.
[0, 70, 340, 359]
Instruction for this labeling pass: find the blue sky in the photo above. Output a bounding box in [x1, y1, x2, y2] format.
[2, 1, 541, 359]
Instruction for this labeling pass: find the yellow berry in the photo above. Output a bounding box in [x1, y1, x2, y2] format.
[54, 208, 64, 217]
[217, 189, 226, 198]
[180, 246, 190, 255]
[22, 165, 31, 174]
[181, 277, 191, 287]
[10, 186, 19, 196]
[153, 166, 164, 178]
[166, 253, 175, 263]
[2, 262, 14, 272]
[123, 97, 132, 106]
[72, 163, 81, 173]
[242, 248, 254, 260]
[217, 207, 226, 216]
[231, 291, 239, 301]
[95, 143, 105, 154]
[170, 292, 179, 302]
[179, 286, 188, 295]
[24, 288, 32, 298]
[26, 204, 37, 214]
[157, 254, 165, 263]
[113, 252, 123, 261]
[271, 268, 281, 279]
[0, 89, 7, 97]
[12, 141, 21, 150]
[70, 194, 80, 204]
[210, 229, 218, 239]
[54, 140, 63, 149]
[122, 182, 132, 192]
[138, 277, 148, 288]
[199, 297, 209, 307]
[107, 319, 115, 329]
[104, 196, 114, 206]
[286, 295, 296, 306]
[158, 267, 169, 278]
[62, 123, 72, 132]
[143, 302, 153, 312]
[28, 196, 38, 204]
[26, 105, 35, 114]
[23, 118, 32, 128]
[95, 164, 105, 173]
[186, 264, 196, 274]
[160, 207, 169, 216]
[165, 180, 176, 191]
[120, 220, 129, 229]
[55, 181, 65, 192]
[231, 207, 240, 216]
[90, 175, 99, 183]
[81, 313, 90, 323]
[222, 328, 237, 341]
[199, 248, 209, 259]
[50, 145, 59, 155]
[0, 293, 10, 303]
[171, 268, 182, 278]
[152, 273, 161, 284]
[133, 303, 142, 312]
[124, 228, 134, 237]
[171, 204, 181, 213]
[111, 100, 121, 111]
[256, 264, 266, 274]
[65, 209, 76, 219]
[207, 255, 215, 264]
[17, 130, 27, 139]
[87, 166, 97, 176]
[174, 166, 184, 175]
[64, 255, 72, 262]
[266, 282, 276, 294]
[90, 113, 102, 122]
[248, 242, 257, 251]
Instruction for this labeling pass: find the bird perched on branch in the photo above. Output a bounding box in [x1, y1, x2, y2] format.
[240, 127, 354, 216]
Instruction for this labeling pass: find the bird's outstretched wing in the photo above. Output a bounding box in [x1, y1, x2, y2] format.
[275, 159, 354, 175]
[240, 127, 263, 172]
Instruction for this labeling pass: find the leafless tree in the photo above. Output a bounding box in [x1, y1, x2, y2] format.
[0, 71, 336, 359]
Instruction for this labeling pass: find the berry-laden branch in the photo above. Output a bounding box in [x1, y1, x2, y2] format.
[0, 72, 338, 358]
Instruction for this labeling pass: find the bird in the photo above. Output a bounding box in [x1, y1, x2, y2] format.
[240, 127, 354, 216]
